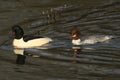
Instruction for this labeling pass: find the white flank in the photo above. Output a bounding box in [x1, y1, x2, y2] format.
[13, 37, 53, 48]
[81, 35, 113, 45]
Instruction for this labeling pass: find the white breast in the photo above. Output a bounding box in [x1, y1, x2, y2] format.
[72, 39, 81, 45]
[13, 38, 53, 48]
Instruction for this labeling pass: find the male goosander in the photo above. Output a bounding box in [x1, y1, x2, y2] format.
[11, 25, 53, 48]
[71, 26, 112, 45]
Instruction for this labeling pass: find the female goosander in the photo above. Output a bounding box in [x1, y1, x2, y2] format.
[71, 26, 112, 45]
[71, 26, 81, 45]
[11, 25, 53, 48]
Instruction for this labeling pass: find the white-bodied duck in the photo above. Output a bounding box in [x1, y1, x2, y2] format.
[11, 25, 53, 48]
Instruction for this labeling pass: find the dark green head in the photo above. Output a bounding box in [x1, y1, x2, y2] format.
[12, 25, 24, 39]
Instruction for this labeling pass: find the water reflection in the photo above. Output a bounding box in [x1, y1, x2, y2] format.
[14, 48, 41, 65]
[13, 44, 82, 65]
[16, 54, 26, 65]
[13, 48, 26, 65]
[72, 45, 81, 63]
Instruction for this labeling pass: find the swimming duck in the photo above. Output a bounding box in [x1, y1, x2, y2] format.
[11, 25, 53, 48]
[71, 26, 113, 45]
[71, 26, 81, 45]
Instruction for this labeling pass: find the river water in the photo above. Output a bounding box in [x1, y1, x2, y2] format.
[0, 0, 120, 80]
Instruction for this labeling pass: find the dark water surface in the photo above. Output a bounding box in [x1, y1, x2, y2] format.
[0, 0, 120, 80]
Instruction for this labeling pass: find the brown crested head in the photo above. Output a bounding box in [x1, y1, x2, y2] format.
[71, 26, 80, 40]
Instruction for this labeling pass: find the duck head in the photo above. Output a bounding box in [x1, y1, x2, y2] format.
[71, 26, 80, 40]
[11, 25, 24, 39]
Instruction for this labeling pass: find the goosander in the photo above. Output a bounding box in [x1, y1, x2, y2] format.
[71, 26, 81, 45]
[11, 25, 53, 48]
[71, 26, 112, 45]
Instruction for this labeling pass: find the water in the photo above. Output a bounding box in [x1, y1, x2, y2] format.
[0, 0, 120, 80]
